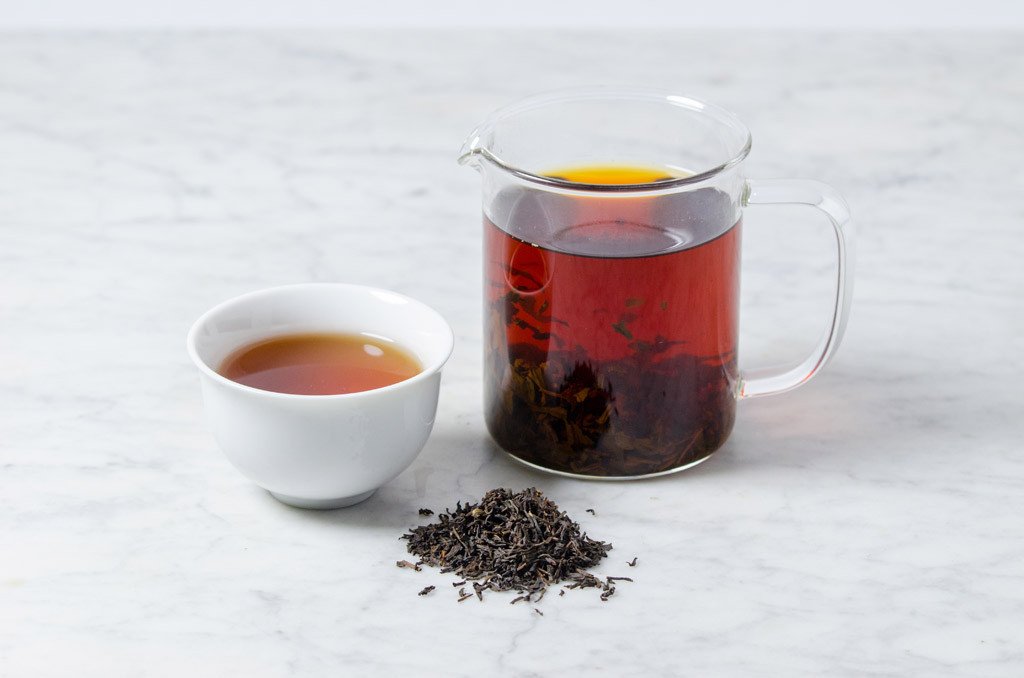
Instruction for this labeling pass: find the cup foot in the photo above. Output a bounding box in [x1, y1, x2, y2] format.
[269, 489, 375, 509]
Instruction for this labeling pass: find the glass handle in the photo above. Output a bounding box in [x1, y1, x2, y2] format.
[739, 179, 855, 398]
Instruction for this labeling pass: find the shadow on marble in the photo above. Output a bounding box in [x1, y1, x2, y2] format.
[247, 484, 415, 530]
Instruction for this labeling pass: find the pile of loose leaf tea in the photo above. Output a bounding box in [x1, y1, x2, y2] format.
[400, 487, 633, 604]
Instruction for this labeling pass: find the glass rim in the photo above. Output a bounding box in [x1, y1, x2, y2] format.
[459, 86, 754, 193]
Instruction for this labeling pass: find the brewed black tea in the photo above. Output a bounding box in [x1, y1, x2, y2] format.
[485, 165, 741, 476]
[220, 333, 421, 396]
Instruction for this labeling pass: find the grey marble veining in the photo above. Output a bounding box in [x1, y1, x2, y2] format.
[1, 30, 1023, 676]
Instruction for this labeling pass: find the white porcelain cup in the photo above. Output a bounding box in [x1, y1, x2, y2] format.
[186, 283, 454, 509]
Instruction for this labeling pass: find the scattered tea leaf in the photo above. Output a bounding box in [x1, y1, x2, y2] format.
[418, 586, 435, 596]
[611, 320, 634, 340]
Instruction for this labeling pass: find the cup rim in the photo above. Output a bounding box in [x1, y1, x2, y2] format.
[459, 86, 754, 193]
[186, 283, 455, 401]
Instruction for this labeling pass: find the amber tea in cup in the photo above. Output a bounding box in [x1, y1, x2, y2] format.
[187, 283, 454, 508]
[219, 332, 422, 396]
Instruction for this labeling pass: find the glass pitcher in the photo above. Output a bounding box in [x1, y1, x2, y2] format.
[460, 88, 853, 479]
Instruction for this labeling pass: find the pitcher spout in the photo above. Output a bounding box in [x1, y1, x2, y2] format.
[458, 128, 484, 168]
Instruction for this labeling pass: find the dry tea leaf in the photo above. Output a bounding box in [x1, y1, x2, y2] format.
[401, 488, 630, 603]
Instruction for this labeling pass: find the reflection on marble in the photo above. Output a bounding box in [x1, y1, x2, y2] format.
[1, 31, 1022, 677]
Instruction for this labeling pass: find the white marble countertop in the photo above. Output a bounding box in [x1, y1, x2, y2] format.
[2, 31, 1023, 677]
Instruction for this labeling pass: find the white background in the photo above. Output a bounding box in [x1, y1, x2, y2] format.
[2, 0, 1023, 29]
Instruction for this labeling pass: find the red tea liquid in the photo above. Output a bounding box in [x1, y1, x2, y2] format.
[484, 165, 741, 476]
[220, 332, 421, 395]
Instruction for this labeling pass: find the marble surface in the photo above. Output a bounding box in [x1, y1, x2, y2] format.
[2, 30, 1023, 677]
